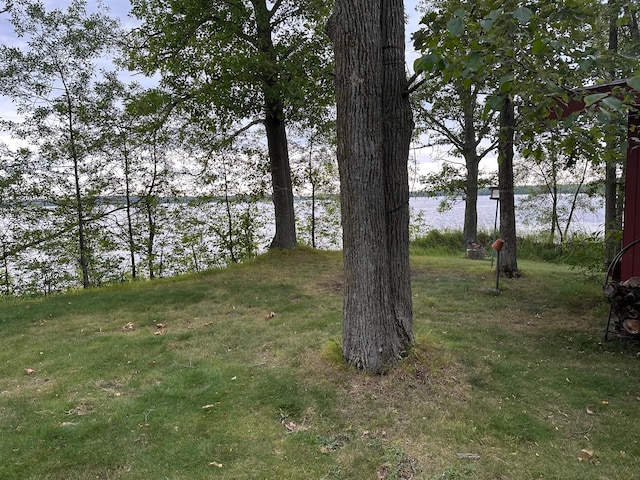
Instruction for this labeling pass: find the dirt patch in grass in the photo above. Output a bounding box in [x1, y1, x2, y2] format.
[315, 273, 344, 296]
[299, 339, 470, 427]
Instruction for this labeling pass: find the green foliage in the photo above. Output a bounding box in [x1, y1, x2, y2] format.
[127, 0, 334, 134]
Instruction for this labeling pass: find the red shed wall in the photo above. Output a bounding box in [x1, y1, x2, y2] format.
[622, 108, 640, 280]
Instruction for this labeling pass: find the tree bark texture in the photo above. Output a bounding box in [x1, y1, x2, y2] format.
[498, 95, 519, 278]
[265, 113, 297, 249]
[254, 0, 297, 249]
[461, 85, 479, 246]
[463, 155, 479, 246]
[327, 0, 414, 374]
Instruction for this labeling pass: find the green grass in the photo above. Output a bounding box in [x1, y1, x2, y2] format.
[1, 247, 638, 479]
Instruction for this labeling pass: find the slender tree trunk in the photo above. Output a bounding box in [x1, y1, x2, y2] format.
[145, 198, 156, 278]
[64, 87, 90, 289]
[146, 133, 160, 279]
[222, 162, 238, 263]
[498, 95, 519, 278]
[308, 138, 317, 249]
[327, 0, 413, 374]
[123, 139, 137, 279]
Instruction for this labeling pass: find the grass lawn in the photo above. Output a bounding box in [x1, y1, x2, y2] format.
[1, 248, 638, 479]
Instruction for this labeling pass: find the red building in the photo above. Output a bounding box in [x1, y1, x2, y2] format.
[553, 79, 640, 280]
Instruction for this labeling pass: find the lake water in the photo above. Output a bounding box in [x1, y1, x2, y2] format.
[409, 194, 605, 237]
[2, 193, 605, 295]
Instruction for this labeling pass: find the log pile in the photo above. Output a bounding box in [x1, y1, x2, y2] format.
[603, 277, 640, 336]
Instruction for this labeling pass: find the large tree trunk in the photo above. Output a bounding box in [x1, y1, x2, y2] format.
[327, 0, 413, 374]
[463, 153, 479, 246]
[461, 84, 479, 246]
[254, 0, 297, 249]
[498, 95, 519, 278]
[265, 111, 297, 249]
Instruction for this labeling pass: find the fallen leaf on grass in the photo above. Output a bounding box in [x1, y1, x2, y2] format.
[122, 322, 135, 331]
[156, 323, 167, 329]
[586, 408, 594, 415]
[153, 330, 166, 336]
[264, 311, 276, 319]
[578, 449, 594, 462]
[24, 368, 36, 375]
[209, 461, 223, 468]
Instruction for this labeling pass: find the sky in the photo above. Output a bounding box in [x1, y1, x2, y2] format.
[0, 0, 460, 178]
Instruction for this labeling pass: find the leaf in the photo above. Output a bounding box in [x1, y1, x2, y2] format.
[414, 54, 440, 74]
[601, 96, 624, 112]
[209, 461, 223, 468]
[24, 368, 36, 375]
[513, 7, 533, 24]
[627, 77, 640, 92]
[578, 449, 594, 462]
[531, 38, 547, 55]
[447, 18, 465, 36]
[583, 93, 608, 107]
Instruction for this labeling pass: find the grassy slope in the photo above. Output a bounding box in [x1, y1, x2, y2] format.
[0, 248, 638, 479]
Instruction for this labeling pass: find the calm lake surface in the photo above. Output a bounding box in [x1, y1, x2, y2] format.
[409, 194, 605, 236]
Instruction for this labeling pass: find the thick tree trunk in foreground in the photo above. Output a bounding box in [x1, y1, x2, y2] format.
[327, 0, 414, 374]
[498, 95, 519, 278]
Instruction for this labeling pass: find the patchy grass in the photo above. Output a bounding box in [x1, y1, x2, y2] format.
[0, 248, 638, 479]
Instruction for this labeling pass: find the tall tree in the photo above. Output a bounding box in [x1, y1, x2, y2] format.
[0, 0, 120, 288]
[412, 2, 499, 247]
[601, 0, 640, 265]
[327, 0, 414, 374]
[128, 0, 334, 249]
[414, 0, 602, 276]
